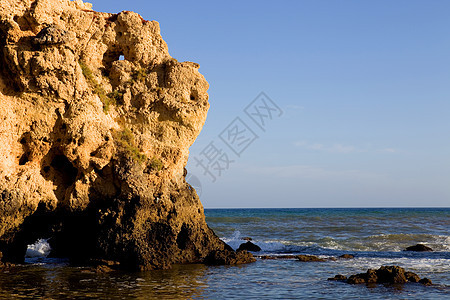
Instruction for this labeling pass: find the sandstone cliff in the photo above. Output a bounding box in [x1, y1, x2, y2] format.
[0, 0, 253, 270]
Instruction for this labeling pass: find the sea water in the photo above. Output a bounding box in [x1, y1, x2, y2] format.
[0, 208, 448, 299]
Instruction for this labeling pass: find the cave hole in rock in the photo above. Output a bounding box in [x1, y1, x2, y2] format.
[41, 153, 78, 202]
[50, 155, 78, 186]
[190, 90, 199, 101]
[18, 134, 30, 165]
[102, 48, 124, 71]
[176, 224, 191, 250]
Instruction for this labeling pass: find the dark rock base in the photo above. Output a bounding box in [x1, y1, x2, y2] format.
[329, 265, 432, 286]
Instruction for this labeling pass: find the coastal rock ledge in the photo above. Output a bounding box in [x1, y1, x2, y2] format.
[0, 0, 252, 270]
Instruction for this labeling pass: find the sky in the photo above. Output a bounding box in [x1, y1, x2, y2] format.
[92, 0, 450, 208]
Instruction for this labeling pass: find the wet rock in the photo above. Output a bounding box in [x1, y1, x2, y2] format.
[419, 278, 433, 286]
[405, 272, 420, 283]
[404, 244, 433, 252]
[328, 274, 347, 281]
[242, 237, 253, 241]
[237, 241, 261, 252]
[296, 255, 326, 262]
[337, 265, 431, 286]
[204, 249, 256, 265]
[376, 266, 407, 283]
[338, 254, 354, 259]
[347, 274, 365, 284]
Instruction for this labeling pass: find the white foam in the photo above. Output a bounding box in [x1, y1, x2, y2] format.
[341, 257, 450, 274]
[255, 241, 287, 253]
[25, 239, 51, 258]
[221, 230, 243, 250]
[221, 231, 288, 252]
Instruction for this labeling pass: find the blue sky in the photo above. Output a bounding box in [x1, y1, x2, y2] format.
[93, 0, 450, 208]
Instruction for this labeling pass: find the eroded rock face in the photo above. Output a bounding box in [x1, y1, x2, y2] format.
[0, 0, 251, 270]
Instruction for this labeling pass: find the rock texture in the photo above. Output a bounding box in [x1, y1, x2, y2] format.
[0, 0, 252, 270]
[330, 266, 432, 285]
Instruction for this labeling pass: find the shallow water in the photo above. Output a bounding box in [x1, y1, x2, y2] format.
[0, 208, 448, 299]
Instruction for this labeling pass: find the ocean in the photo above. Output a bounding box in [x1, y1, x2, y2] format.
[0, 208, 448, 299]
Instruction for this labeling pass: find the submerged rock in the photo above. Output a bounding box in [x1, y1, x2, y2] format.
[237, 241, 261, 252]
[334, 265, 432, 285]
[296, 255, 326, 262]
[0, 0, 252, 270]
[338, 254, 354, 259]
[404, 244, 433, 252]
[327, 274, 347, 281]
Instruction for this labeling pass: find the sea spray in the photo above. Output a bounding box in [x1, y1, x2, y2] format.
[25, 239, 51, 258]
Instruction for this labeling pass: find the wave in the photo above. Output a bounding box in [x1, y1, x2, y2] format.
[221, 231, 450, 256]
[25, 239, 51, 258]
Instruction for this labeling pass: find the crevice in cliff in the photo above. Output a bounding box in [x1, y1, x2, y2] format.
[41, 150, 78, 202]
[0, 25, 19, 95]
[176, 223, 191, 250]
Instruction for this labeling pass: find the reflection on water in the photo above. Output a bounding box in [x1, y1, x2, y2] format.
[0, 263, 209, 299]
[0, 259, 449, 299]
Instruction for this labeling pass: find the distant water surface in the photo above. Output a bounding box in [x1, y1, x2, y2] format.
[0, 208, 448, 299]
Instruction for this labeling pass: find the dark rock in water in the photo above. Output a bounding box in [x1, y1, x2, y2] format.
[338, 254, 354, 259]
[405, 271, 421, 283]
[328, 275, 347, 281]
[376, 266, 407, 283]
[339, 265, 430, 285]
[297, 255, 325, 262]
[204, 249, 256, 265]
[237, 241, 261, 252]
[347, 274, 367, 284]
[419, 278, 433, 286]
[404, 244, 433, 252]
[242, 237, 253, 241]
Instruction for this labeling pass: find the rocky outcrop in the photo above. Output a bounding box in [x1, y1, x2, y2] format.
[237, 241, 261, 252]
[329, 266, 432, 285]
[404, 244, 433, 252]
[0, 0, 253, 270]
